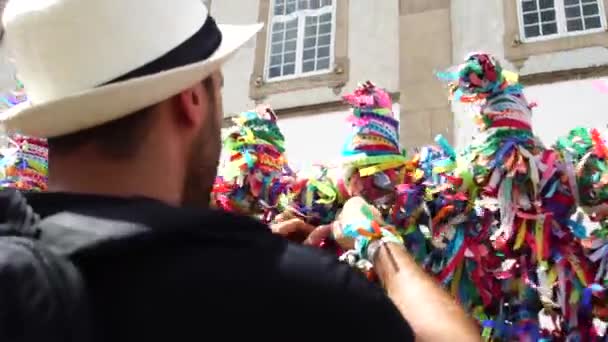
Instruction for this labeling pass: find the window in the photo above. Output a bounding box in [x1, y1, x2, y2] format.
[519, 0, 606, 41]
[266, 0, 335, 81]
[249, 0, 348, 100]
[504, 0, 608, 69]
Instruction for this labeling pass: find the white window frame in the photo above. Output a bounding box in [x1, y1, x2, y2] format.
[264, 0, 337, 82]
[517, 0, 607, 43]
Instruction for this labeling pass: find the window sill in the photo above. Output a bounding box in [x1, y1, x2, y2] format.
[505, 30, 608, 67]
[249, 56, 349, 100]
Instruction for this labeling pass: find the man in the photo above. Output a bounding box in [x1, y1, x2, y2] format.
[1, 0, 478, 341]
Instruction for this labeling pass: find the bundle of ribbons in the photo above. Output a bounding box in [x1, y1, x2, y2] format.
[212, 71, 608, 340]
[438, 52, 599, 340]
[414, 139, 502, 321]
[340, 82, 436, 266]
[341, 81, 408, 210]
[278, 164, 345, 226]
[554, 127, 608, 321]
[212, 105, 290, 223]
[0, 78, 26, 110]
[0, 81, 48, 192]
[0, 134, 48, 191]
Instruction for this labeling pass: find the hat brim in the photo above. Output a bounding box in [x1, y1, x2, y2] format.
[0, 23, 263, 138]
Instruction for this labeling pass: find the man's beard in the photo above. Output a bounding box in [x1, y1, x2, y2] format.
[182, 123, 221, 208]
[181, 91, 222, 208]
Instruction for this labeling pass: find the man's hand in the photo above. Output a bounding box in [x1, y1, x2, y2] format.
[271, 217, 332, 246]
[588, 202, 608, 222]
[332, 196, 481, 341]
[331, 197, 385, 250]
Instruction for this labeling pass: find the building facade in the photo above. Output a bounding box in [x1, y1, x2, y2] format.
[0, 1, 606, 165]
[211, 0, 401, 168]
[452, 0, 608, 148]
[212, 0, 608, 167]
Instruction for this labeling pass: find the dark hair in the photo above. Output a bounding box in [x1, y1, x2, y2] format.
[47, 105, 156, 159]
[47, 76, 216, 159]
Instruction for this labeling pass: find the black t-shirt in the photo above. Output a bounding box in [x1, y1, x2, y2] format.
[25, 192, 414, 342]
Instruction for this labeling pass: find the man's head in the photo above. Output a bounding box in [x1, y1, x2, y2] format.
[0, 0, 262, 206]
[47, 72, 224, 207]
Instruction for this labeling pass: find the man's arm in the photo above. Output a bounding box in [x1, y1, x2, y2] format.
[335, 197, 481, 342]
[372, 240, 480, 341]
[270, 215, 332, 245]
[279, 242, 416, 342]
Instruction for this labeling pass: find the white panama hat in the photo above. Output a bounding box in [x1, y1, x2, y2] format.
[0, 0, 262, 138]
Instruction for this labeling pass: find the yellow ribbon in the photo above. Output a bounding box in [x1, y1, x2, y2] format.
[535, 218, 544, 262]
[345, 154, 408, 167]
[502, 70, 519, 85]
[451, 261, 464, 297]
[514, 219, 527, 250]
[308, 179, 337, 205]
[359, 161, 405, 177]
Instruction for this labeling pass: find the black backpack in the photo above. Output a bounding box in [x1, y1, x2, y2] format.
[0, 189, 95, 342]
[0, 189, 271, 342]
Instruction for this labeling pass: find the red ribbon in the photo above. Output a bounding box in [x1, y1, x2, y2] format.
[490, 118, 531, 131]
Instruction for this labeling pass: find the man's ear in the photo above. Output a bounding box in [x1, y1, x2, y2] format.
[176, 83, 207, 127]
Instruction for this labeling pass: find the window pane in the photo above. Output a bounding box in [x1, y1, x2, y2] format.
[524, 25, 541, 37]
[271, 32, 283, 42]
[583, 3, 599, 15]
[303, 48, 316, 60]
[269, 67, 281, 78]
[270, 55, 282, 66]
[542, 22, 558, 34]
[539, 0, 554, 9]
[540, 10, 556, 21]
[283, 64, 295, 75]
[320, 13, 332, 23]
[522, 1, 537, 12]
[521, 0, 558, 39]
[316, 57, 330, 70]
[582, 0, 597, 2]
[564, 0, 580, 5]
[286, 19, 298, 29]
[273, 22, 285, 31]
[565, 6, 582, 18]
[285, 0, 296, 14]
[585, 15, 602, 28]
[302, 61, 315, 72]
[271, 43, 283, 54]
[304, 37, 316, 48]
[274, 0, 285, 15]
[524, 12, 539, 24]
[284, 52, 296, 64]
[276, 2, 334, 77]
[567, 18, 584, 31]
[285, 28, 298, 40]
[318, 34, 331, 45]
[305, 25, 317, 36]
[285, 39, 297, 52]
[317, 46, 330, 58]
[319, 23, 332, 34]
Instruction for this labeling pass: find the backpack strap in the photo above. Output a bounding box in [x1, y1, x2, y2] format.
[36, 199, 275, 260]
[0, 189, 41, 238]
[37, 212, 150, 258]
[0, 189, 145, 258]
[0, 190, 97, 341]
